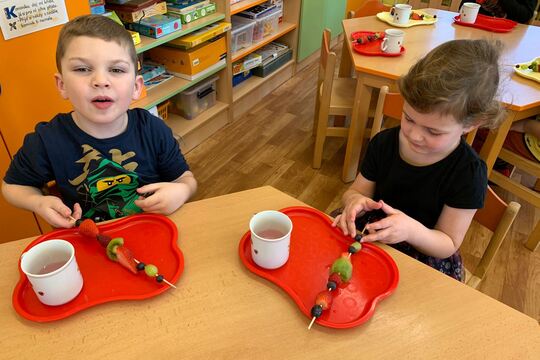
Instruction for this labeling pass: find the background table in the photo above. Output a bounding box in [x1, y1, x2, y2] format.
[340, 9, 540, 182]
[1, 186, 538, 359]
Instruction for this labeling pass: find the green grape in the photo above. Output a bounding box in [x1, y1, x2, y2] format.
[144, 264, 158, 277]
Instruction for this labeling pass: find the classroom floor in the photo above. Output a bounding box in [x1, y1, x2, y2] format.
[184, 49, 540, 322]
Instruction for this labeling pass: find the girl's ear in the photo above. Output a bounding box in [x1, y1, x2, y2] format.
[54, 73, 69, 99]
[132, 75, 144, 100]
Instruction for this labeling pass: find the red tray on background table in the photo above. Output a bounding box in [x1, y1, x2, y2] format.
[239, 207, 399, 329]
[12, 214, 183, 322]
[453, 14, 517, 32]
[351, 31, 405, 57]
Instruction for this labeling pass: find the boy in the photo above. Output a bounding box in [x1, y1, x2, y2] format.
[2, 15, 197, 228]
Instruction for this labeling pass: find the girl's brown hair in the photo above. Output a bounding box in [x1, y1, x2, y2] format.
[398, 39, 505, 129]
[56, 15, 137, 75]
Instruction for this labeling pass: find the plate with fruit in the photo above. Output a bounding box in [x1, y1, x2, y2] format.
[12, 214, 183, 322]
[238, 207, 399, 329]
[351, 31, 405, 57]
[514, 58, 540, 84]
[376, 10, 437, 28]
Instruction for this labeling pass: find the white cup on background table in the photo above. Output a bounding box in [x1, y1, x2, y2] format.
[381, 29, 405, 54]
[249, 210, 293, 269]
[390, 4, 412, 25]
[460, 2, 481, 23]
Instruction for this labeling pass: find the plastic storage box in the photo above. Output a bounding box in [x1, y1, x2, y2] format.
[251, 9, 281, 42]
[170, 75, 218, 119]
[231, 16, 256, 53]
[252, 48, 292, 77]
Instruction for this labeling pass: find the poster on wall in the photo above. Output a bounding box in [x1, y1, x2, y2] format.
[0, 0, 68, 40]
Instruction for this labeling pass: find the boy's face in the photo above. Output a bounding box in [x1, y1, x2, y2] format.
[399, 101, 475, 162]
[55, 36, 143, 132]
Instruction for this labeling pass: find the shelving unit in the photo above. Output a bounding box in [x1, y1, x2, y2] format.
[129, 4, 231, 153]
[228, 0, 301, 121]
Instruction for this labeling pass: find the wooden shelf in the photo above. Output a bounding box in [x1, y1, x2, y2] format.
[232, 60, 294, 102]
[231, 22, 297, 62]
[231, 0, 268, 15]
[164, 101, 229, 137]
[131, 62, 226, 110]
[135, 13, 226, 54]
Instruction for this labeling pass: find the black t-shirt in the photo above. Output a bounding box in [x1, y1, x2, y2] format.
[361, 127, 487, 229]
[4, 108, 189, 220]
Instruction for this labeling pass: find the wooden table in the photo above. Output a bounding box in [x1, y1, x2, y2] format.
[340, 9, 540, 182]
[1, 186, 539, 359]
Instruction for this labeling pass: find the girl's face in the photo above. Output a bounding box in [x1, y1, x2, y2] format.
[399, 101, 475, 165]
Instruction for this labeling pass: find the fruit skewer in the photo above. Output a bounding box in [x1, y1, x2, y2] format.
[308, 211, 385, 329]
[77, 219, 176, 289]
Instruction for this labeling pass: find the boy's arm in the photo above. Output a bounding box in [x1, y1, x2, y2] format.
[134, 170, 197, 215]
[1, 181, 81, 228]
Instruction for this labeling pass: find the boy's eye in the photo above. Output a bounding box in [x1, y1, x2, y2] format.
[428, 130, 443, 136]
[111, 68, 127, 73]
[74, 67, 90, 72]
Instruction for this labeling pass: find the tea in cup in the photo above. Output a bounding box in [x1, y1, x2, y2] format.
[381, 29, 405, 54]
[460, 2, 481, 23]
[250, 210, 293, 269]
[20, 239, 83, 306]
[390, 4, 412, 25]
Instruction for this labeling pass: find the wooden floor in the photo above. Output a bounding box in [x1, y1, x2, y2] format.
[185, 54, 540, 322]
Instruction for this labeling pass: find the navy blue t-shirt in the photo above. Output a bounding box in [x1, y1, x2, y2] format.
[4, 108, 189, 220]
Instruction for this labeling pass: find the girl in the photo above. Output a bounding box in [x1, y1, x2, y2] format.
[332, 39, 505, 281]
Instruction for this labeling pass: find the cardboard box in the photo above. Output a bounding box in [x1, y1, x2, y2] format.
[166, 21, 231, 49]
[107, 1, 167, 23]
[167, 2, 216, 24]
[125, 14, 182, 38]
[147, 35, 226, 76]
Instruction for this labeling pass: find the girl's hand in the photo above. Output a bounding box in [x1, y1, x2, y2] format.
[361, 201, 420, 244]
[332, 195, 382, 237]
[35, 196, 81, 228]
[134, 182, 191, 215]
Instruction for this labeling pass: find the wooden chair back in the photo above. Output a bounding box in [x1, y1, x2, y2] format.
[465, 187, 520, 288]
[348, 0, 389, 18]
[317, 29, 337, 119]
[371, 86, 521, 287]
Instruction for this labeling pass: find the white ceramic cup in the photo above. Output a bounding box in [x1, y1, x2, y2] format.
[460, 2, 481, 23]
[381, 29, 405, 54]
[249, 210, 293, 269]
[20, 239, 83, 306]
[390, 4, 412, 25]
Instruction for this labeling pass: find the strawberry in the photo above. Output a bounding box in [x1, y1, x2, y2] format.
[328, 273, 343, 287]
[410, 12, 424, 21]
[115, 246, 138, 274]
[78, 219, 99, 238]
[315, 290, 333, 310]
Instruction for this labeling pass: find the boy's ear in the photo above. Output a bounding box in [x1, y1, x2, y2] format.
[132, 75, 144, 100]
[54, 73, 69, 99]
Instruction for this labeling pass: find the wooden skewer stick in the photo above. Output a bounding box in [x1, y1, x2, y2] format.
[308, 316, 316, 330]
[133, 259, 177, 289]
[68, 216, 77, 223]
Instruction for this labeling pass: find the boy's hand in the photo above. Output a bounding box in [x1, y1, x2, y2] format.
[35, 196, 82, 228]
[331, 194, 382, 237]
[361, 201, 419, 244]
[134, 182, 191, 215]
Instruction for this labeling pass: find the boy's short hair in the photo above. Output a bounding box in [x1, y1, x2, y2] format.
[56, 15, 137, 75]
[398, 39, 505, 129]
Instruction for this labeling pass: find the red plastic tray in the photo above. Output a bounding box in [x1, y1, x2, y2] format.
[12, 214, 183, 322]
[453, 14, 517, 32]
[239, 207, 399, 329]
[351, 31, 405, 57]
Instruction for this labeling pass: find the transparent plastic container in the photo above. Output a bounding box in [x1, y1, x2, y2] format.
[231, 16, 256, 53]
[252, 9, 281, 42]
[171, 75, 218, 120]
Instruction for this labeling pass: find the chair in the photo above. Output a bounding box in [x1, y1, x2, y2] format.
[348, 0, 389, 19]
[312, 29, 356, 168]
[489, 145, 540, 252]
[372, 86, 521, 288]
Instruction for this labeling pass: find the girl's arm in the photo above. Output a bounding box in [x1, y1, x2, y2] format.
[332, 173, 382, 237]
[364, 203, 476, 258]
